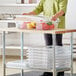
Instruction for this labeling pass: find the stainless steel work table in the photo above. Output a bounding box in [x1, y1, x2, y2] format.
[0, 27, 76, 76]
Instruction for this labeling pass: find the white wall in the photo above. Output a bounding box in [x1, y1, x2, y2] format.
[0, 0, 37, 4]
[63, 0, 76, 42]
[0, 0, 16, 4]
[66, 0, 76, 29]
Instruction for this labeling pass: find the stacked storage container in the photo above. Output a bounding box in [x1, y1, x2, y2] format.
[27, 46, 71, 70]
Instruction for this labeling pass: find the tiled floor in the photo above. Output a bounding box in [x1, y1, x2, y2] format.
[0, 57, 76, 76]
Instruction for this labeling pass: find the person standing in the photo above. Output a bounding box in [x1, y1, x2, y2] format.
[23, 0, 68, 76]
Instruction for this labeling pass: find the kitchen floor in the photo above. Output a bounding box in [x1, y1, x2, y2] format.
[0, 56, 76, 76]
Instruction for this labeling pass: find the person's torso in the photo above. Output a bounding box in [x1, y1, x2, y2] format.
[43, 0, 58, 17]
[43, 0, 65, 29]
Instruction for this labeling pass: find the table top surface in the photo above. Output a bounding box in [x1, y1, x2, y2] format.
[0, 27, 76, 34]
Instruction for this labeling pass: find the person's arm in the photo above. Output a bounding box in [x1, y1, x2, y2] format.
[51, 10, 65, 21]
[23, 11, 37, 15]
[23, 0, 45, 15]
[51, 0, 68, 21]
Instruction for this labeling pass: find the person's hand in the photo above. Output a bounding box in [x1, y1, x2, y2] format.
[51, 10, 65, 21]
[51, 15, 57, 21]
[23, 13, 30, 15]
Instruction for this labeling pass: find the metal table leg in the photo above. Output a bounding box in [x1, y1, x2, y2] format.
[20, 32, 24, 76]
[52, 34, 57, 76]
[70, 33, 73, 76]
[2, 31, 6, 76]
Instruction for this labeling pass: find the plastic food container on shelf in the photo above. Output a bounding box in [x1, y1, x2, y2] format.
[27, 46, 71, 70]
